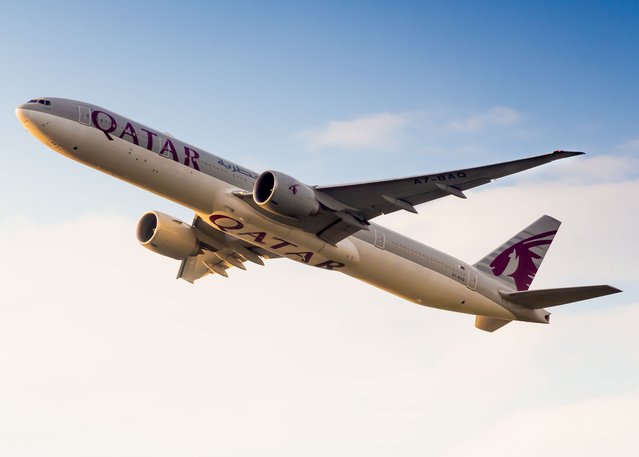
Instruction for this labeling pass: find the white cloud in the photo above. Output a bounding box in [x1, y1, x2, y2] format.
[0, 164, 636, 455]
[442, 297, 639, 457]
[381, 156, 639, 287]
[519, 154, 639, 183]
[296, 112, 412, 151]
[447, 106, 522, 132]
[294, 106, 525, 156]
[444, 390, 639, 457]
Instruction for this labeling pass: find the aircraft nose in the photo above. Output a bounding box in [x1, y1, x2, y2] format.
[16, 103, 34, 124]
[16, 101, 52, 142]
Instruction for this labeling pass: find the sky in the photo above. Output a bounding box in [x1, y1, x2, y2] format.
[1, 1, 638, 455]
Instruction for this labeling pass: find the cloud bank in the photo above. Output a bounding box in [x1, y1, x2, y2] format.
[295, 106, 523, 154]
[296, 112, 413, 151]
[446, 106, 522, 132]
[0, 156, 636, 456]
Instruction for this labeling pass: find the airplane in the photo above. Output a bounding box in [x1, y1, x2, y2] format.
[16, 97, 621, 332]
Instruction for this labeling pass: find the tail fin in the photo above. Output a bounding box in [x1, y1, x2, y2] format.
[474, 215, 560, 291]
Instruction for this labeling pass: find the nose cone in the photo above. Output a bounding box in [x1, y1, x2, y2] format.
[16, 103, 38, 127]
[15, 103, 33, 124]
[16, 101, 52, 145]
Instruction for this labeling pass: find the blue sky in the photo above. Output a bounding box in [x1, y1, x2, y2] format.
[1, 2, 638, 455]
[2, 1, 639, 218]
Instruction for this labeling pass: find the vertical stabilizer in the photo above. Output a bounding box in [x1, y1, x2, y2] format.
[474, 215, 560, 291]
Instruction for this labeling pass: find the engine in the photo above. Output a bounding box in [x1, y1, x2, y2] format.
[136, 211, 198, 260]
[253, 170, 320, 218]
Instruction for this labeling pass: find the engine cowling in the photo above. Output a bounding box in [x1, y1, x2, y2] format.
[136, 211, 198, 260]
[253, 170, 320, 218]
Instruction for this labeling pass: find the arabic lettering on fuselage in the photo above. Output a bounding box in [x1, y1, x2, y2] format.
[90, 108, 207, 171]
[217, 159, 258, 179]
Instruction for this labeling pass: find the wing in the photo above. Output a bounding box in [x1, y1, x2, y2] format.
[231, 150, 583, 245]
[311, 150, 583, 243]
[177, 216, 280, 283]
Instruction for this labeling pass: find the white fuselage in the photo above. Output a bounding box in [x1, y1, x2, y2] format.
[16, 99, 528, 322]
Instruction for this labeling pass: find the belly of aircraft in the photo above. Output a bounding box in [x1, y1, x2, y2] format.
[344, 239, 516, 320]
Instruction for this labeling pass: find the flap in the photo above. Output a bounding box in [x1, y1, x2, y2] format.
[177, 216, 278, 283]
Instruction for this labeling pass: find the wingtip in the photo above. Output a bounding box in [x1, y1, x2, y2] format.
[552, 150, 586, 158]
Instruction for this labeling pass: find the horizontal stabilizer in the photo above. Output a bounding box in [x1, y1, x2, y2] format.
[475, 316, 512, 332]
[500, 285, 621, 309]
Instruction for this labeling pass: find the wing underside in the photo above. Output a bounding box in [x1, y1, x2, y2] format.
[177, 216, 278, 283]
[235, 151, 583, 245]
[313, 151, 583, 243]
[500, 285, 622, 309]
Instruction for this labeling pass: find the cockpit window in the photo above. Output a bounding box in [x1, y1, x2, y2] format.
[27, 99, 51, 106]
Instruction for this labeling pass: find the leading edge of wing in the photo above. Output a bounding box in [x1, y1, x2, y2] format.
[316, 150, 584, 190]
[309, 150, 583, 244]
[314, 150, 584, 219]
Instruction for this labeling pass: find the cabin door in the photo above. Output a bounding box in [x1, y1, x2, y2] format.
[467, 269, 477, 290]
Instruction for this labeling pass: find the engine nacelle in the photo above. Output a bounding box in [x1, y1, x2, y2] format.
[253, 170, 320, 218]
[136, 211, 198, 260]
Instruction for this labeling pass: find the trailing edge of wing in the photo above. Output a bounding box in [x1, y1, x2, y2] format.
[500, 285, 622, 309]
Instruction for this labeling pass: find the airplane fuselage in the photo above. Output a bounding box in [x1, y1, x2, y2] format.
[16, 98, 550, 324]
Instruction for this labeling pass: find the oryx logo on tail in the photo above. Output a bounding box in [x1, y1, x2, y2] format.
[474, 215, 561, 292]
[490, 230, 557, 291]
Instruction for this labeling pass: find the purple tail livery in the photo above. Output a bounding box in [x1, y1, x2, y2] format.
[474, 215, 560, 291]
